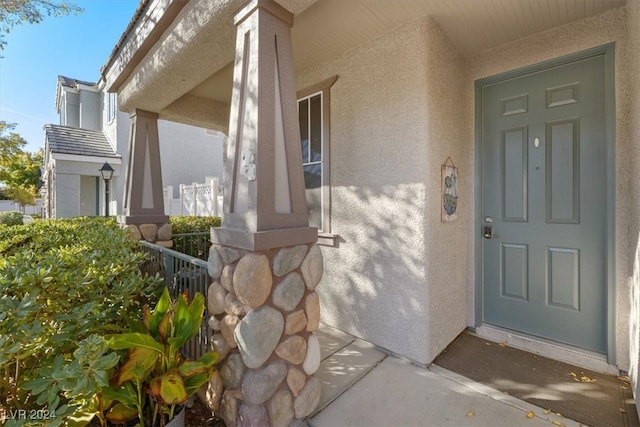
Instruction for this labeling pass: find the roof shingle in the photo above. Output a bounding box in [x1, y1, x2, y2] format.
[57, 75, 96, 89]
[45, 125, 118, 158]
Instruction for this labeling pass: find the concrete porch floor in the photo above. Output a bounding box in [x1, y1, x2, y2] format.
[304, 324, 582, 427]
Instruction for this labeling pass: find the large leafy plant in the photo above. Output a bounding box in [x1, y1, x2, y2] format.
[0, 217, 163, 426]
[97, 287, 219, 427]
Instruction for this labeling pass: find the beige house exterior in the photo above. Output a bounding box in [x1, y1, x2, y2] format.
[102, 0, 640, 412]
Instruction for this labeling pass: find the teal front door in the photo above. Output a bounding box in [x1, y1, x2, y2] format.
[480, 52, 608, 353]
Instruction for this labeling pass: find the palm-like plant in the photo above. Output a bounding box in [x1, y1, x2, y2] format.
[98, 288, 219, 427]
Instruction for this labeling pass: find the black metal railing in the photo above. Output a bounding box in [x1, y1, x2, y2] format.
[172, 232, 211, 260]
[139, 240, 212, 360]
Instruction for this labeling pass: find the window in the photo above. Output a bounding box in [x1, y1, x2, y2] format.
[297, 76, 338, 245]
[107, 92, 117, 123]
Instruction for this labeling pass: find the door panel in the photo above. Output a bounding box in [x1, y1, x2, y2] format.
[481, 54, 607, 353]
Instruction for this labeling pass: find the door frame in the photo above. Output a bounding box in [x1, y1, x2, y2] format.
[474, 43, 616, 363]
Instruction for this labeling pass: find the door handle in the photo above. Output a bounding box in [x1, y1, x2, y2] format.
[483, 226, 494, 239]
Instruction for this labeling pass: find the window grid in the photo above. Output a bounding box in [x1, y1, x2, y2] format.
[299, 91, 324, 232]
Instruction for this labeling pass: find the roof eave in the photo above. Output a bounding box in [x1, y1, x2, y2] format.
[101, 0, 188, 94]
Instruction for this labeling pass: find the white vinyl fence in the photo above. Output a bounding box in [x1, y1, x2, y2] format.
[164, 178, 223, 217]
[0, 199, 42, 215]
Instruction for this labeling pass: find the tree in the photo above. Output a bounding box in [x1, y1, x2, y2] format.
[0, 122, 43, 210]
[0, 0, 83, 50]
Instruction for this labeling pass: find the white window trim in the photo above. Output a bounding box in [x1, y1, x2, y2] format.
[107, 92, 117, 123]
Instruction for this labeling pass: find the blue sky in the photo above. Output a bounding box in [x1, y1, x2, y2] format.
[0, 0, 140, 153]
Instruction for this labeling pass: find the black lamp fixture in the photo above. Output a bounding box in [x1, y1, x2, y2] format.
[99, 161, 114, 217]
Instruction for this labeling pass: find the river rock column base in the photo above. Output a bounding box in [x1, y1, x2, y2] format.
[203, 242, 323, 426]
[121, 222, 173, 247]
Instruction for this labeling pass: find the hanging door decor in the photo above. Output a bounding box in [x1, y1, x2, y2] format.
[442, 157, 459, 223]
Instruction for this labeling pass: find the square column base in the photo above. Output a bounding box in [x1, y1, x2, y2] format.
[211, 226, 318, 251]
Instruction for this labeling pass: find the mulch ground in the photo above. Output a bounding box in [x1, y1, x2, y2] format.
[185, 398, 226, 427]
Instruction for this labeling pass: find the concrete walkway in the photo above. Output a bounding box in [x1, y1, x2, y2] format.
[305, 324, 583, 427]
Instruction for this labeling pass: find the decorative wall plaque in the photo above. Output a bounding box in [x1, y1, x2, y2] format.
[442, 157, 459, 223]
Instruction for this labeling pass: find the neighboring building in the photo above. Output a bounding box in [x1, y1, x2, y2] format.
[100, 0, 640, 415]
[41, 76, 224, 218]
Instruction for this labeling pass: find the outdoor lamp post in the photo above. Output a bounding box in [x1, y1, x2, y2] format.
[99, 161, 114, 217]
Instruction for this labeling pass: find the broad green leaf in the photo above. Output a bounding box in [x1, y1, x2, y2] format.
[68, 375, 89, 398]
[178, 360, 208, 377]
[22, 377, 52, 395]
[4, 341, 21, 353]
[187, 293, 206, 338]
[197, 351, 220, 367]
[149, 370, 188, 405]
[92, 351, 120, 371]
[101, 382, 138, 408]
[109, 333, 164, 354]
[93, 369, 110, 388]
[157, 309, 172, 342]
[173, 292, 191, 341]
[150, 287, 171, 335]
[183, 371, 212, 397]
[105, 402, 138, 424]
[117, 347, 159, 385]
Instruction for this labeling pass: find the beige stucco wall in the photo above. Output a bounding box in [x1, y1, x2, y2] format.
[467, 6, 631, 371]
[296, 17, 469, 365]
[624, 0, 640, 399]
[420, 18, 471, 363]
[296, 5, 635, 370]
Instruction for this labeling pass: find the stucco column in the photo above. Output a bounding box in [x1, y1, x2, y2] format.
[119, 108, 172, 246]
[203, 1, 323, 425]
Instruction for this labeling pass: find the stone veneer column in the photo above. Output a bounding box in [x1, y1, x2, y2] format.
[200, 0, 323, 425]
[205, 242, 323, 426]
[122, 221, 173, 247]
[118, 108, 172, 246]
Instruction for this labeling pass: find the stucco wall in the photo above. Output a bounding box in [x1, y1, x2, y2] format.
[157, 120, 224, 198]
[79, 90, 100, 130]
[420, 18, 470, 362]
[624, 0, 640, 400]
[296, 18, 469, 364]
[64, 92, 80, 128]
[55, 173, 80, 218]
[467, 7, 630, 370]
[53, 159, 123, 218]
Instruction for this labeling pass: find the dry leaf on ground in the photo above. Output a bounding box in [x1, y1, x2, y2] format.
[569, 371, 597, 383]
[466, 411, 475, 417]
[526, 411, 535, 419]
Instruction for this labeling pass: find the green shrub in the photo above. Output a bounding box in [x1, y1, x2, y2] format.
[0, 217, 164, 426]
[0, 211, 26, 226]
[168, 216, 220, 259]
[169, 216, 221, 234]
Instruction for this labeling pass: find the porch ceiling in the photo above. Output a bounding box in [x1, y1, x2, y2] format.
[109, 0, 626, 131]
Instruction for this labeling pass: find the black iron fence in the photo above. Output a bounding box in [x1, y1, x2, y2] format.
[172, 232, 211, 260]
[139, 240, 212, 360]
